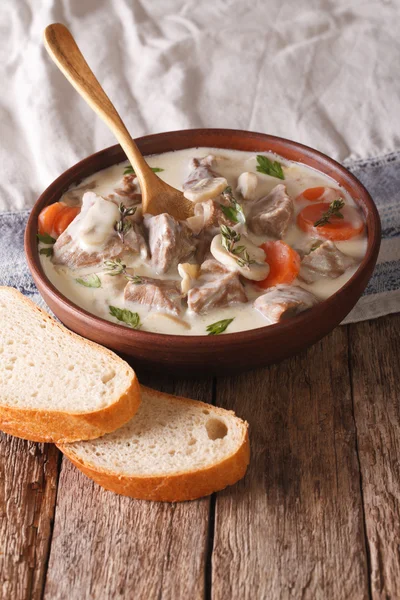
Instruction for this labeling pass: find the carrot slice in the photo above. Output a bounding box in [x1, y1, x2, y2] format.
[297, 202, 364, 241]
[296, 186, 342, 203]
[257, 241, 301, 289]
[38, 202, 66, 236]
[302, 186, 325, 201]
[53, 206, 80, 236]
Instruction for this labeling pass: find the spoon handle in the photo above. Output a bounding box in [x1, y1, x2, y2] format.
[44, 23, 153, 186]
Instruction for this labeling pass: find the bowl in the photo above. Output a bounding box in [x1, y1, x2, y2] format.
[25, 129, 381, 375]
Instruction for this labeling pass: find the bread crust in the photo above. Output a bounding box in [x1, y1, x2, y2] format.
[0, 288, 141, 442]
[58, 386, 250, 502]
[0, 376, 141, 443]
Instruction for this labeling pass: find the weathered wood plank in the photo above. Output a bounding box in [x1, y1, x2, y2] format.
[43, 376, 213, 600]
[212, 327, 369, 600]
[350, 314, 400, 599]
[0, 435, 59, 600]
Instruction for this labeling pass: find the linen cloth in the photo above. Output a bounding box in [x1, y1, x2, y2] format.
[0, 0, 399, 322]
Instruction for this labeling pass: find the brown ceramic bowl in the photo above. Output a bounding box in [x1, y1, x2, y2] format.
[25, 129, 380, 375]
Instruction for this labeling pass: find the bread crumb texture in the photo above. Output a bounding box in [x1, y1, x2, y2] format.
[0, 289, 132, 412]
[63, 389, 245, 476]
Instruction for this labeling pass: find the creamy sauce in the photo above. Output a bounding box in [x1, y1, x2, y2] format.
[40, 147, 367, 335]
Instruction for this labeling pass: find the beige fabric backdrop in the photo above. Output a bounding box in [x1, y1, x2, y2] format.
[1, 0, 399, 211]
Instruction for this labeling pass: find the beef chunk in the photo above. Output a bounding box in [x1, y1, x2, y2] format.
[254, 284, 318, 324]
[200, 258, 230, 276]
[52, 193, 148, 269]
[144, 213, 196, 274]
[108, 174, 142, 207]
[187, 259, 247, 314]
[194, 231, 213, 264]
[124, 278, 182, 315]
[248, 184, 293, 238]
[183, 155, 219, 189]
[299, 241, 356, 284]
[53, 224, 148, 269]
[53, 233, 121, 269]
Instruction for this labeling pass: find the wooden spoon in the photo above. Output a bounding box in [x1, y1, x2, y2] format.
[44, 23, 194, 220]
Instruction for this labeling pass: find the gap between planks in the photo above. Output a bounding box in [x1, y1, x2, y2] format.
[211, 325, 371, 600]
[41, 375, 214, 600]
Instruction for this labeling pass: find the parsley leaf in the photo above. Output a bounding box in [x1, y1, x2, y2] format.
[206, 318, 234, 335]
[123, 165, 164, 176]
[37, 232, 56, 244]
[109, 305, 141, 329]
[75, 274, 101, 288]
[256, 155, 285, 180]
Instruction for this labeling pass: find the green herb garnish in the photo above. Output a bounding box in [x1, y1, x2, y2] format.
[256, 155, 285, 180]
[220, 225, 256, 269]
[109, 305, 141, 329]
[37, 232, 56, 244]
[75, 274, 101, 288]
[206, 318, 234, 335]
[104, 259, 142, 283]
[232, 245, 255, 268]
[219, 187, 246, 224]
[123, 166, 164, 176]
[127, 275, 143, 284]
[114, 203, 137, 243]
[39, 247, 53, 257]
[220, 224, 241, 253]
[313, 199, 345, 227]
[104, 258, 126, 276]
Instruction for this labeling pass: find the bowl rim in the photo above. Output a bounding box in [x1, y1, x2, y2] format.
[25, 127, 381, 346]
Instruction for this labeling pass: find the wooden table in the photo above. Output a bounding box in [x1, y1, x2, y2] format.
[1, 314, 399, 600]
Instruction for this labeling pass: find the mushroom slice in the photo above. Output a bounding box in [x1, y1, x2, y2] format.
[236, 172, 258, 201]
[178, 263, 201, 294]
[183, 177, 228, 204]
[210, 233, 270, 281]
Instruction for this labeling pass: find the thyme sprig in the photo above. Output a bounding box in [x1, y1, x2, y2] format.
[219, 187, 246, 224]
[314, 199, 345, 227]
[206, 318, 234, 335]
[103, 259, 142, 284]
[114, 203, 137, 243]
[220, 224, 241, 253]
[220, 225, 256, 269]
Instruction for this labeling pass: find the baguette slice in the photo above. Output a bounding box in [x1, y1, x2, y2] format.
[59, 386, 250, 502]
[0, 287, 141, 443]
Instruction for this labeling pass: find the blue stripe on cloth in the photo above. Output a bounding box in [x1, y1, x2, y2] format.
[347, 153, 400, 241]
[363, 261, 400, 295]
[0, 151, 399, 323]
[0, 210, 36, 296]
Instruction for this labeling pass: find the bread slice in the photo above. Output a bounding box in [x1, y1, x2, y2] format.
[59, 386, 250, 502]
[0, 287, 141, 443]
